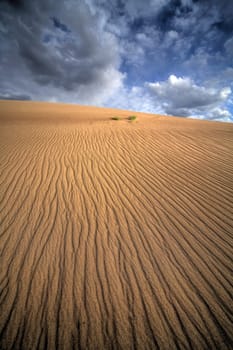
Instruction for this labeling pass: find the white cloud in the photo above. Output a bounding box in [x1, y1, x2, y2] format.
[146, 75, 232, 120]
[188, 108, 232, 122]
[105, 86, 157, 113]
[209, 107, 231, 120]
[124, 0, 168, 20]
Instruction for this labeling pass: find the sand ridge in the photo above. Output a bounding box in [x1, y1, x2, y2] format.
[0, 101, 233, 349]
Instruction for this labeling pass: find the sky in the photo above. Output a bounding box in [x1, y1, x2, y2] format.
[0, 0, 233, 122]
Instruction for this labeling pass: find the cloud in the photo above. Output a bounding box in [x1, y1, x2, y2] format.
[124, 0, 168, 20]
[51, 17, 71, 33]
[0, 0, 232, 122]
[0, 93, 31, 101]
[208, 107, 231, 121]
[0, 0, 124, 104]
[147, 75, 232, 120]
[105, 85, 158, 114]
[224, 37, 233, 59]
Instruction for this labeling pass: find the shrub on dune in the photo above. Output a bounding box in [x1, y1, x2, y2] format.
[128, 115, 137, 121]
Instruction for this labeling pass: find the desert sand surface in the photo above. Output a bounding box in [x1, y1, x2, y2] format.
[0, 100, 233, 349]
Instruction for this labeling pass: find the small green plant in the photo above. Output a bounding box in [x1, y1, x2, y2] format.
[111, 116, 120, 120]
[128, 115, 137, 121]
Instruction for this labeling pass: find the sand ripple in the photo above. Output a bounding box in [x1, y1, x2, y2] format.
[1, 102, 233, 349]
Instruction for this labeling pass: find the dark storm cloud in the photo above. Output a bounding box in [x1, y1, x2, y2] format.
[51, 17, 71, 33]
[2, 0, 25, 9]
[0, 0, 123, 103]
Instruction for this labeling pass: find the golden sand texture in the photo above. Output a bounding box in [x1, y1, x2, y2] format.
[0, 100, 233, 349]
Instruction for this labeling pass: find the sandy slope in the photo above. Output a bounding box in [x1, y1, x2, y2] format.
[0, 100, 233, 350]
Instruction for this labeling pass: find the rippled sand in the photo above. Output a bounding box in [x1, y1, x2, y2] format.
[1, 101, 233, 349]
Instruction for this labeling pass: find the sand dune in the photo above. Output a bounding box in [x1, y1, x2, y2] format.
[0, 100, 233, 349]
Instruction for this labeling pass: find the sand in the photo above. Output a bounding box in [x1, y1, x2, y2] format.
[0, 100, 233, 349]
